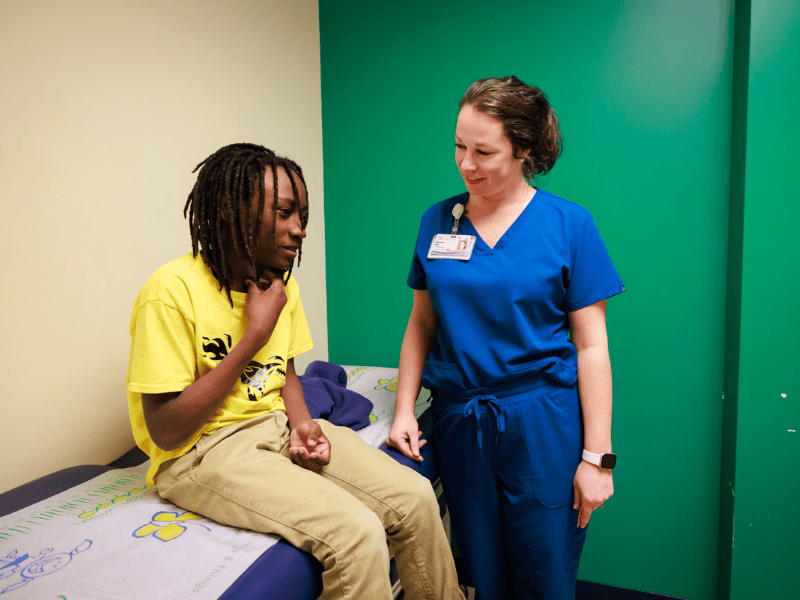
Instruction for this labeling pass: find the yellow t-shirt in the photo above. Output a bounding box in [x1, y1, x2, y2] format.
[126, 252, 314, 485]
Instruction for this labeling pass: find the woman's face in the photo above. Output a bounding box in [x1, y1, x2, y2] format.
[455, 104, 528, 201]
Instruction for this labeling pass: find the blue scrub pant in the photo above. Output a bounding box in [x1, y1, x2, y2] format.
[431, 377, 587, 600]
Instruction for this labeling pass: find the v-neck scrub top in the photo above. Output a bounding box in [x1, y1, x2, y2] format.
[408, 189, 624, 392]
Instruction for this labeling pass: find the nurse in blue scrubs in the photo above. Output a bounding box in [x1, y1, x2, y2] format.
[388, 76, 625, 600]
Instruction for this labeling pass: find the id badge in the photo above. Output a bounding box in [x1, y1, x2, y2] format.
[427, 234, 476, 260]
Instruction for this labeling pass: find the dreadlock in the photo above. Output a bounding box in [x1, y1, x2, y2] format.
[183, 143, 308, 305]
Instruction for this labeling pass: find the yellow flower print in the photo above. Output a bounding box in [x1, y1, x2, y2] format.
[346, 367, 366, 379]
[376, 377, 398, 392]
[133, 510, 209, 542]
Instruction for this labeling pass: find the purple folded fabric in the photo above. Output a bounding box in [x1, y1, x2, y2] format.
[299, 361, 373, 430]
[303, 360, 348, 387]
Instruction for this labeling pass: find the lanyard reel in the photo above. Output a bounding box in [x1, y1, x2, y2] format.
[451, 202, 464, 234]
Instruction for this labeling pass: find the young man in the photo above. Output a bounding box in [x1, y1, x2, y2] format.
[126, 143, 462, 600]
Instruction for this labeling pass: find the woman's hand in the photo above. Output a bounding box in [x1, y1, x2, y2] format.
[388, 412, 427, 462]
[289, 418, 331, 473]
[391, 290, 437, 463]
[572, 461, 614, 528]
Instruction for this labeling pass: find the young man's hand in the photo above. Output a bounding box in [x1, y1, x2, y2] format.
[244, 275, 287, 341]
[289, 419, 331, 473]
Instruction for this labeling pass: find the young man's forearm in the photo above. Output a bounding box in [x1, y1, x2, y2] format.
[143, 327, 272, 450]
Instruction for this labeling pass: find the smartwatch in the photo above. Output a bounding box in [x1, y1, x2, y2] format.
[582, 449, 616, 470]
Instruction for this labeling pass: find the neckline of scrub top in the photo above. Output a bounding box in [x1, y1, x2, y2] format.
[460, 188, 538, 253]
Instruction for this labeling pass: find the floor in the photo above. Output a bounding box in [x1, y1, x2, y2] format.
[395, 585, 475, 599]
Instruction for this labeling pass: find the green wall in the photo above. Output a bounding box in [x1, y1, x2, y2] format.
[320, 1, 798, 598]
[724, 0, 800, 598]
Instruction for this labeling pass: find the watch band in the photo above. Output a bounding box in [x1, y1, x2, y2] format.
[582, 449, 617, 470]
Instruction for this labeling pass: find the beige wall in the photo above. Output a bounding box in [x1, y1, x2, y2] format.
[0, 0, 327, 493]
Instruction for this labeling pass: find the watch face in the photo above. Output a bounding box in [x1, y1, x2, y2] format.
[601, 453, 617, 469]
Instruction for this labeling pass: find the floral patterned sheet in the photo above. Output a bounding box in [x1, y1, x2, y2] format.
[0, 366, 430, 600]
[342, 365, 432, 447]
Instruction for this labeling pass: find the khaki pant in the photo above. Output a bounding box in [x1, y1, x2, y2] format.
[156, 411, 461, 600]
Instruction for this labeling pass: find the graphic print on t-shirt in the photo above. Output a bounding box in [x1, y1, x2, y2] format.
[202, 335, 232, 361]
[202, 335, 286, 402]
[241, 357, 286, 401]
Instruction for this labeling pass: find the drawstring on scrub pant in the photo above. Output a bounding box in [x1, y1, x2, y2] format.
[462, 394, 505, 452]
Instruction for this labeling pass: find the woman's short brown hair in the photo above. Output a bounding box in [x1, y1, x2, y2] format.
[459, 76, 562, 179]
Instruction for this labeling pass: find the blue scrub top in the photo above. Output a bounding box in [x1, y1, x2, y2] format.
[408, 190, 625, 391]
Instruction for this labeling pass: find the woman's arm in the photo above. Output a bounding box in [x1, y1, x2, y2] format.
[388, 289, 439, 461]
[568, 298, 614, 528]
[142, 277, 287, 451]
